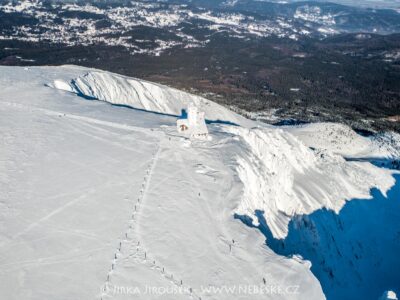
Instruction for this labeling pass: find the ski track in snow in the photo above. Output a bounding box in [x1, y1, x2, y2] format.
[0, 101, 156, 136]
[1, 97, 203, 300]
[12, 189, 96, 240]
[0, 100, 195, 298]
[100, 138, 203, 300]
[99, 140, 162, 299]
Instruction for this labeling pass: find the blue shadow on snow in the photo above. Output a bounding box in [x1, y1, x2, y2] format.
[235, 172, 400, 300]
[71, 87, 239, 127]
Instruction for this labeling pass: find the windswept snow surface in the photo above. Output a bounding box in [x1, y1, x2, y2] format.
[284, 122, 400, 158]
[224, 126, 395, 239]
[0, 65, 399, 300]
[0, 65, 323, 300]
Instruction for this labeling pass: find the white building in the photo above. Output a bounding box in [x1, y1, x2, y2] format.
[177, 104, 209, 139]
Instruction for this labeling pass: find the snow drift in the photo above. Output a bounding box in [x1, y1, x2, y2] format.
[285, 122, 400, 159]
[55, 71, 250, 127]
[226, 126, 395, 239]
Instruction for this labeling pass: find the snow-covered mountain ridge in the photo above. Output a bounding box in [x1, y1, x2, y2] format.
[51, 70, 251, 126]
[1, 65, 399, 299]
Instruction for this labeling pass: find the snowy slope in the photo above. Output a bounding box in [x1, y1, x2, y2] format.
[225, 126, 394, 239]
[1, 65, 399, 300]
[0, 65, 323, 300]
[285, 122, 400, 158]
[51, 70, 252, 127]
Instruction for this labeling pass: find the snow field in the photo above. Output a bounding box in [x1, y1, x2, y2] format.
[1, 65, 399, 299]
